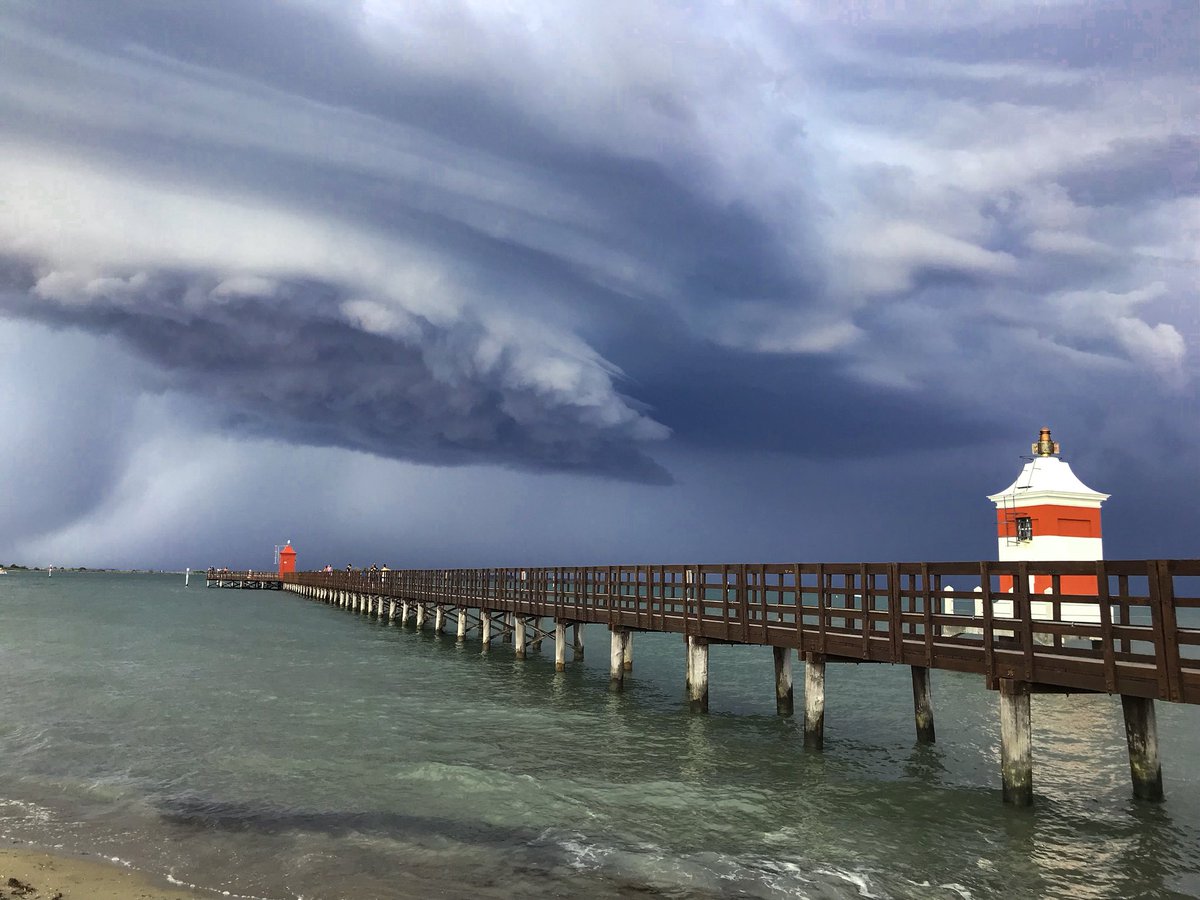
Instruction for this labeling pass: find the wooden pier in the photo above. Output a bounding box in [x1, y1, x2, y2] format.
[214, 560, 1199, 805]
[205, 570, 283, 590]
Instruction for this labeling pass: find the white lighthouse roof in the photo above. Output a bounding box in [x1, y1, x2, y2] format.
[987, 429, 1110, 508]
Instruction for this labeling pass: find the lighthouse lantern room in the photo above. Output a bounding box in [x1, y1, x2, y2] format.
[987, 428, 1109, 617]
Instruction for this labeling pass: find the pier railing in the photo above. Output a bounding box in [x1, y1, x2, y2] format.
[284, 560, 1200, 704]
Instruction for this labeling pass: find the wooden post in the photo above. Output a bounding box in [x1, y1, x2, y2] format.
[515, 617, 527, 658]
[481, 611, 492, 649]
[687, 636, 709, 712]
[804, 652, 825, 750]
[457, 609, 467, 641]
[911, 666, 936, 743]
[773, 646, 793, 715]
[555, 621, 567, 671]
[1121, 695, 1164, 801]
[610, 627, 626, 689]
[572, 623, 584, 658]
[434, 605, 445, 633]
[623, 630, 634, 671]
[999, 678, 1033, 806]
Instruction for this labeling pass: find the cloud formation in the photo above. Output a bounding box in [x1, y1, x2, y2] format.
[0, 1, 1196, 564]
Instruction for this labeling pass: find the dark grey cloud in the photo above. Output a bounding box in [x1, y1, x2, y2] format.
[0, 0, 1196, 565]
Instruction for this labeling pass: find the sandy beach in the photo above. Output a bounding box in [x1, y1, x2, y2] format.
[0, 846, 208, 900]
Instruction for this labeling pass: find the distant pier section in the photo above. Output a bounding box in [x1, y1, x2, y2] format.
[205, 570, 282, 590]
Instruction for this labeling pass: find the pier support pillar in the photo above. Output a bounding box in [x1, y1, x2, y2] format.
[687, 636, 709, 712]
[572, 623, 584, 659]
[999, 679, 1033, 806]
[481, 612, 492, 649]
[554, 622, 567, 671]
[388, 600, 396, 623]
[504, 613, 514, 644]
[515, 617, 527, 658]
[773, 646, 794, 716]
[457, 609, 467, 641]
[609, 628, 628, 689]
[803, 652, 826, 751]
[400, 601, 410, 626]
[911, 666, 936, 744]
[434, 605, 445, 633]
[416, 604, 426, 630]
[1121, 695, 1164, 801]
[623, 631, 634, 672]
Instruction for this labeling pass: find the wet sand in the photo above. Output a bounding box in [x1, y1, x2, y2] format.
[0, 847, 207, 900]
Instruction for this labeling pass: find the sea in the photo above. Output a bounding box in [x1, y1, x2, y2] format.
[0, 571, 1197, 899]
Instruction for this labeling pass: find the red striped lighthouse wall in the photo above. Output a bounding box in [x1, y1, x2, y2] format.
[996, 505, 1102, 594]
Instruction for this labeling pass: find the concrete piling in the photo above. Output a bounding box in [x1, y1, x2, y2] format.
[773, 646, 794, 716]
[804, 652, 826, 750]
[687, 635, 709, 712]
[998, 678, 1033, 806]
[481, 611, 492, 648]
[911, 666, 936, 743]
[388, 600, 396, 623]
[623, 631, 633, 672]
[457, 609, 467, 640]
[415, 603, 426, 630]
[572, 623, 584, 658]
[554, 621, 567, 671]
[434, 605, 444, 633]
[515, 617, 527, 658]
[610, 628, 627, 689]
[1121, 695, 1164, 801]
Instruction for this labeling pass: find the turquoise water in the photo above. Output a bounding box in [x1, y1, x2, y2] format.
[0, 572, 1197, 899]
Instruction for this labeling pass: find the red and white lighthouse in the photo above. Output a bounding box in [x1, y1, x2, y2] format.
[988, 428, 1109, 601]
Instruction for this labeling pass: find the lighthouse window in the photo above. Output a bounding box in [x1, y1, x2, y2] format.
[1016, 516, 1033, 542]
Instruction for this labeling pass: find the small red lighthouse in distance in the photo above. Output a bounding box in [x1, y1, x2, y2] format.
[278, 541, 297, 577]
[988, 428, 1109, 608]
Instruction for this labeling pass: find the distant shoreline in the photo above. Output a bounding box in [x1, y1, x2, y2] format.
[2, 568, 200, 575]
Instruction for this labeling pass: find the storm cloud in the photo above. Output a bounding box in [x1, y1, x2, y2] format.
[0, 1, 1195, 566]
